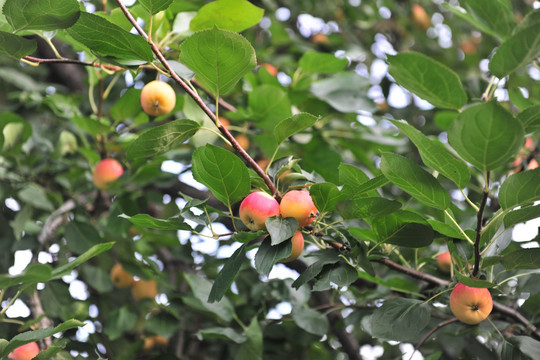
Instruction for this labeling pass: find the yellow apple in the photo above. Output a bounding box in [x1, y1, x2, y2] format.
[110, 263, 134, 288]
[449, 283, 493, 325]
[281, 230, 304, 263]
[140, 80, 176, 116]
[279, 189, 317, 227]
[132, 279, 158, 301]
[436, 251, 452, 274]
[239, 191, 280, 231]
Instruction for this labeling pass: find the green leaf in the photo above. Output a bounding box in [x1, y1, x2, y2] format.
[1, 113, 32, 153]
[3, 0, 79, 33]
[190, 0, 264, 32]
[461, 0, 515, 40]
[427, 219, 466, 239]
[292, 305, 329, 336]
[291, 251, 341, 289]
[64, 221, 102, 254]
[337, 197, 401, 220]
[517, 104, 540, 134]
[103, 307, 137, 341]
[70, 116, 111, 136]
[507, 336, 540, 360]
[3, 319, 83, 356]
[504, 205, 540, 228]
[109, 88, 143, 123]
[380, 152, 450, 210]
[274, 113, 318, 144]
[127, 119, 200, 159]
[265, 217, 298, 246]
[51, 242, 115, 278]
[67, 12, 153, 64]
[309, 182, 346, 214]
[0, 31, 36, 58]
[208, 244, 246, 303]
[489, 10, 540, 78]
[197, 327, 247, 344]
[0, 263, 52, 289]
[371, 211, 434, 248]
[18, 184, 54, 211]
[310, 72, 376, 113]
[236, 317, 262, 360]
[499, 169, 540, 210]
[313, 264, 358, 291]
[299, 51, 348, 74]
[522, 292, 540, 315]
[391, 119, 470, 188]
[179, 27, 257, 96]
[501, 248, 540, 270]
[254, 236, 293, 276]
[455, 273, 495, 288]
[339, 163, 388, 198]
[192, 144, 250, 207]
[371, 298, 430, 342]
[248, 85, 292, 127]
[184, 273, 234, 322]
[139, 0, 173, 14]
[387, 52, 467, 109]
[448, 101, 524, 172]
[119, 213, 192, 231]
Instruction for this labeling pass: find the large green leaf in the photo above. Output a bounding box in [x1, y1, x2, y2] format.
[184, 273, 234, 322]
[179, 27, 257, 96]
[309, 182, 346, 214]
[499, 169, 540, 210]
[380, 152, 450, 210]
[0, 31, 36, 59]
[119, 214, 192, 231]
[236, 317, 263, 360]
[501, 248, 540, 270]
[292, 305, 329, 336]
[504, 205, 540, 228]
[371, 298, 431, 342]
[249, 85, 292, 127]
[448, 101, 524, 172]
[310, 72, 376, 113]
[190, 0, 264, 32]
[139, 0, 173, 14]
[254, 236, 293, 276]
[392, 119, 470, 188]
[274, 113, 318, 144]
[489, 9, 540, 78]
[371, 211, 434, 248]
[0, 263, 52, 289]
[460, 0, 515, 40]
[127, 119, 200, 159]
[265, 217, 298, 246]
[517, 104, 540, 134]
[299, 51, 348, 74]
[2, 320, 83, 357]
[3, 0, 79, 33]
[387, 52, 467, 110]
[338, 197, 401, 220]
[208, 244, 247, 303]
[192, 144, 251, 207]
[51, 242, 115, 279]
[67, 12, 153, 64]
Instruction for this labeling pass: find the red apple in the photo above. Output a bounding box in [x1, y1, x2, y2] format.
[239, 191, 280, 231]
[449, 283, 493, 325]
[279, 190, 317, 227]
[93, 158, 123, 189]
[437, 251, 452, 274]
[281, 230, 304, 263]
[9, 342, 40, 360]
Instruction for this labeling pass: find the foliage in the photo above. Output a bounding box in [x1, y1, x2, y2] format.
[1, 0, 540, 359]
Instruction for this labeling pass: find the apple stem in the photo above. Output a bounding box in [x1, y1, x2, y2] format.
[472, 171, 490, 277]
[114, 0, 278, 197]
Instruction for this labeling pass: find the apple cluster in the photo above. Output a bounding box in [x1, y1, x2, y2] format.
[239, 190, 317, 262]
[109, 263, 158, 301]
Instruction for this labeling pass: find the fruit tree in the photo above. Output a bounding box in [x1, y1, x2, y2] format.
[1, 0, 540, 359]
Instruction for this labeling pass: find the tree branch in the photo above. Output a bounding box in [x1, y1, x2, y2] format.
[473, 171, 490, 277]
[114, 0, 278, 197]
[23, 55, 125, 72]
[411, 318, 459, 358]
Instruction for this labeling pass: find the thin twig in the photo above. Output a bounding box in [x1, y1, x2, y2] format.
[23, 56, 125, 71]
[473, 171, 490, 277]
[410, 318, 459, 360]
[114, 0, 278, 197]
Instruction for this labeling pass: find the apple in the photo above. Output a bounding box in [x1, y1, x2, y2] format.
[143, 335, 169, 351]
[436, 251, 452, 274]
[412, 4, 430, 30]
[239, 191, 280, 231]
[259, 63, 278, 77]
[279, 189, 317, 227]
[281, 230, 304, 263]
[449, 283, 493, 325]
[93, 158, 124, 189]
[140, 80, 176, 116]
[110, 263, 134, 288]
[218, 116, 230, 129]
[234, 134, 250, 150]
[9, 342, 39, 360]
[132, 279, 158, 301]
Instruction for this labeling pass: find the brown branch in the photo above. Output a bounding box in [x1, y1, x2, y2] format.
[473, 171, 490, 277]
[23, 56, 125, 72]
[114, 0, 278, 197]
[373, 257, 540, 340]
[412, 318, 459, 358]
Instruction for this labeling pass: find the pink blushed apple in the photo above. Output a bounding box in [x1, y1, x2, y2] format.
[239, 191, 280, 231]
